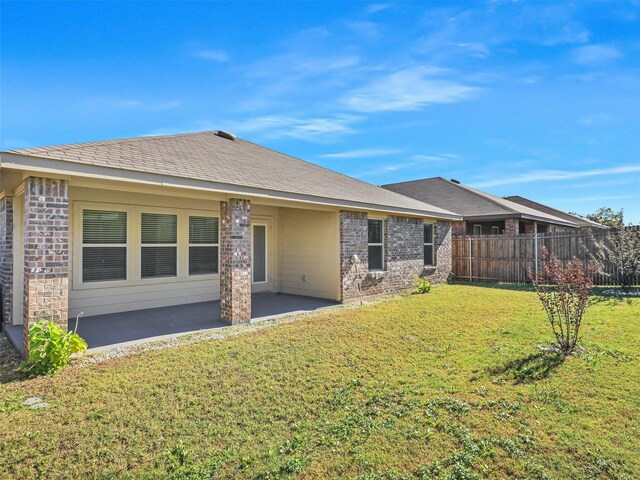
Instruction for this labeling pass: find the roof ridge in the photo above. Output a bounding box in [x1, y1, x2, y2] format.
[446, 180, 519, 215]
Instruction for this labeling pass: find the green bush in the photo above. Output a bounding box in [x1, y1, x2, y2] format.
[414, 277, 432, 294]
[20, 320, 88, 377]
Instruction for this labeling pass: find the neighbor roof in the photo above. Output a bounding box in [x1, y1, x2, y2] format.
[382, 177, 578, 227]
[2, 131, 460, 219]
[505, 196, 607, 229]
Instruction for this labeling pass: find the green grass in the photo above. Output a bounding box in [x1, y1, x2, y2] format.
[0, 285, 638, 479]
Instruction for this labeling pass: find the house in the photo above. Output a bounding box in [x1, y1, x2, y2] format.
[504, 195, 607, 230]
[382, 177, 580, 236]
[0, 131, 461, 355]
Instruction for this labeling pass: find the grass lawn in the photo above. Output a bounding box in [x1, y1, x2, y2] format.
[0, 285, 638, 479]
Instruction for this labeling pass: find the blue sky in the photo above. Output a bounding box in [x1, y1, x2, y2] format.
[2, 1, 639, 223]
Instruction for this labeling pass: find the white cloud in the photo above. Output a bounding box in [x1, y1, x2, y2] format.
[366, 3, 390, 14]
[357, 153, 457, 177]
[573, 44, 622, 65]
[320, 148, 401, 159]
[192, 49, 228, 62]
[342, 65, 479, 112]
[472, 165, 640, 188]
[230, 114, 362, 142]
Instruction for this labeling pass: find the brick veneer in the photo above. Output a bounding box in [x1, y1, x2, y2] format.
[504, 218, 519, 235]
[339, 211, 453, 302]
[0, 196, 14, 325]
[452, 220, 467, 236]
[220, 198, 251, 324]
[23, 177, 69, 355]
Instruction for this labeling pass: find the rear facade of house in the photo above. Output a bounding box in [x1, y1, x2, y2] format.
[0, 131, 460, 355]
[383, 177, 582, 235]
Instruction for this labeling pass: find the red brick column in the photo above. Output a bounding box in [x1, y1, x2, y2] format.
[504, 218, 519, 235]
[0, 196, 14, 326]
[220, 198, 251, 324]
[452, 220, 467, 236]
[23, 177, 69, 355]
[524, 222, 536, 234]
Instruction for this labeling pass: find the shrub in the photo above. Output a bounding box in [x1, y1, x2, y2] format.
[530, 248, 596, 354]
[20, 320, 88, 376]
[414, 277, 432, 294]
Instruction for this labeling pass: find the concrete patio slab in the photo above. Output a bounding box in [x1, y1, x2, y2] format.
[4, 293, 338, 354]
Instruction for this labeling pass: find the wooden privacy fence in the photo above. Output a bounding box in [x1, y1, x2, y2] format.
[452, 230, 640, 286]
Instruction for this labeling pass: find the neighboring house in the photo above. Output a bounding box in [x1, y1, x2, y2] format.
[382, 177, 580, 236]
[0, 131, 460, 354]
[504, 195, 608, 230]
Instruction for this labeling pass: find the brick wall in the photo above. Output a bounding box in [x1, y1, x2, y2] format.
[23, 177, 69, 354]
[423, 221, 453, 283]
[219, 198, 251, 324]
[504, 218, 519, 235]
[340, 211, 452, 302]
[452, 220, 467, 236]
[0, 196, 13, 325]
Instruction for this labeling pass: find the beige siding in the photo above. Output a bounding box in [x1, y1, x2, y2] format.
[68, 186, 279, 317]
[279, 208, 340, 300]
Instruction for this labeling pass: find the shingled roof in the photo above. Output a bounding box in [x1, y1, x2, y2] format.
[2, 131, 460, 219]
[505, 195, 607, 229]
[382, 177, 578, 227]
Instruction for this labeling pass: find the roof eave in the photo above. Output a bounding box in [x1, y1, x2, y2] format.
[1, 152, 462, 221]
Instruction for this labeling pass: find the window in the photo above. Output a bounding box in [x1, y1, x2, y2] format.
[424, 223, 434, 266]
[141, 213, 177, 278]
[252, 225, 267, 282]
[82, 210, 127, 282]
[491, 226, 500, 235]
[189, 216, 219, 275]
[473, 224, 482, 236]
[368, 219, 384, 271]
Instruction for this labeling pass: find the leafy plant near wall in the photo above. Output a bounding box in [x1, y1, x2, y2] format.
[20, 319, 88, 377]
[530, 248, 596, 354]
[413, 277, 432, 294]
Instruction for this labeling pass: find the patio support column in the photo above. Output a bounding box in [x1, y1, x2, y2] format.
[23, 177, 69, 356]
[220, 198, 251, 325]
[0, 196, 13, 327]
[339, 210, 368, 303]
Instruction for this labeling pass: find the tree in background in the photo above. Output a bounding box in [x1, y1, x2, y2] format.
[583, 207, 625, 228]
[590, 228, 640, 293]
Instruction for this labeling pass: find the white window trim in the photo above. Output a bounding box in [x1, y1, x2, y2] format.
[368, 217, 385, 272]
[424, 222, 435, 266]
[473, 224, 482, 235]
[73, 201, 219, 290]
[491, 226, 500, 235]
[141, 213, 178, 280]
[188, 216, 220, 276]
[251, 223, 269, 284]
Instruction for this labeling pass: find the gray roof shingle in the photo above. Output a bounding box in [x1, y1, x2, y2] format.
[505, 196, 607, 229]
[382, 177, 579, 227]
[4, 131, 460, 219]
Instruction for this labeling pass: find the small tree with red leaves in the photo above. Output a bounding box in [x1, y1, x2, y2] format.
[531, 247, 596, 354]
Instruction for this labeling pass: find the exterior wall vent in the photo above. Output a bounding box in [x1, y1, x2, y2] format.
[216, 130, 236, 141]
[450, 178, 461, 184]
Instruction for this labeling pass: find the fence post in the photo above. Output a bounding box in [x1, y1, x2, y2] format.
[534, 233, 539, 284]
[468, 236, 473, 282]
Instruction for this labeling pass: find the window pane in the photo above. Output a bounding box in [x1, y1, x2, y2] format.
[83, 210, 126, 244]
[189, 246, 218, 275]
[474, 225, 482, 235]
[424, 245, 434, 266]
[253, 225, 266, 282]
[368, 219, 383, 244]
[189, 216, 218, 244]
[141, 247, 177, 278]
[141, 213, 177, 244]
[83, 247, 126, 282]
[424, 224, 433, 244]
[368, 245, 383, 270]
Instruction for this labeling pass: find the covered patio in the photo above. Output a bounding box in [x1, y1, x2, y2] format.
[4, 292, 338, 354]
